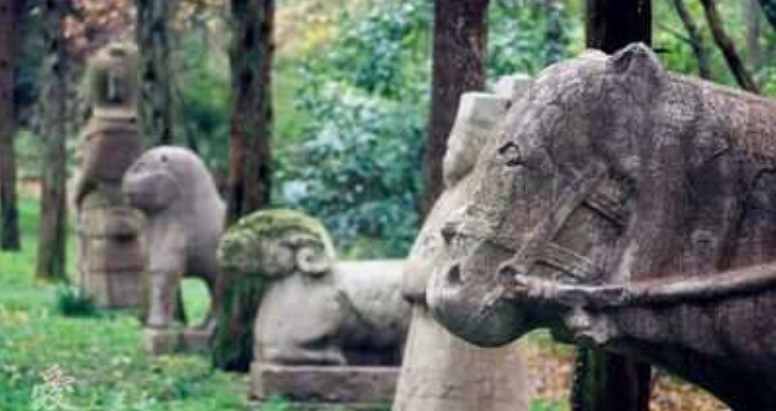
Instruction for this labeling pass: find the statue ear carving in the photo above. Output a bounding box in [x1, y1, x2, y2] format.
[607, 43, 665, 86]
[296, 246, 331, 277]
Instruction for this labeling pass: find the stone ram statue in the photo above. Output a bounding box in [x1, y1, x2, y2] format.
[121, 146, 224, 353]
[214, 209, 409, 371]
[428, 43, 776, 410]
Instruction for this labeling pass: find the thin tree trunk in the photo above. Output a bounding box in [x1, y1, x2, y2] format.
[136, 0, 174, 145]
[699, 0, 760, 93]
[758, 0, 776, 31]
[225, 0, 274, 224]
[36, 0, 68, 282]
[748, 0, 762, 69]
[578, 2, 653, 410]
[423, 0, 489, 215]
[671, 0, 712, 79]
[0, 0, 21, 251]
[585, 0, 651, 53]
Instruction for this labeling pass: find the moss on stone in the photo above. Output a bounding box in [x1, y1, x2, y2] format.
[217, 208, 335, 273]
[213, 209, 335, 372]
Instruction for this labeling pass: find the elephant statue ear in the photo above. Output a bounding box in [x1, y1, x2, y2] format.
[606, 43, 667, 91]
[296, 244, 333, 277]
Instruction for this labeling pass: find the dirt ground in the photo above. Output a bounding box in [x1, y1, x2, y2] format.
[524, 339, 729, 411]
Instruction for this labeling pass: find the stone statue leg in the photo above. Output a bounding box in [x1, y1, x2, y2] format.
[146, 267, 184, 329]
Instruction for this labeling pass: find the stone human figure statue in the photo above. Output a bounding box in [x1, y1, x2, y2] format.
[392, 83, 530, 411]
[74, 43, 145, 308]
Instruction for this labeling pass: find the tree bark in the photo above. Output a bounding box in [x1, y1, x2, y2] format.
[579, 2, 653, 410]
[36, 0, 68, 282]
[671, 0, 712, 79]
[585, 0, 651, 53]
[758, 0, 776, 32]
[0, 0, 21, 251]
[699, 0, 759, 93]
[136, 0, 174, 145]
[423, 0, 489, 215]
[226, 0, 274, 224]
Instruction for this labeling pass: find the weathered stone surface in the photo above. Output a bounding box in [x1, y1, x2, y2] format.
[428, 43, 776, 409]
[122, 146, 224, 352]
[394, 88, 529, 411]
[74, 43, 144, 309]
[214, 209, 409, 370]
[217, 209, 410, 403]
[249, 363, 397, 406]
[213, 209, 338, 371]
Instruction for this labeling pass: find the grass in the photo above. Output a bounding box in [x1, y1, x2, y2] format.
[0, 197, 566, 411]
[0, 198, 250, 411]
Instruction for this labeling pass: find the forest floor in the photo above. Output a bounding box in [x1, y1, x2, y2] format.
[0, 197, 729, 411]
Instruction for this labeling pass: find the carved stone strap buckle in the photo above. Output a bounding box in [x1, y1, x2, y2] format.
[499, 163, 631, 288]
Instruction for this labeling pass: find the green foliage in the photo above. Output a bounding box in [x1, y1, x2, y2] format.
[0, 197, 298, 411]
[530, 399, 567, 411]
[488, 0, 574, 77]
[172, 30, 231, 176]
[55, 285, 99, 318]
[276, 0, 430, 258]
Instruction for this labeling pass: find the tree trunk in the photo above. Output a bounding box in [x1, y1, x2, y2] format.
[36, 0, 68, 282]
[758, 0, 776, 31]
[136, 0, 174, 145]
[699, 0, 759, 93]
[226, 0, 274, 224]
[578, 2, 653, 410]
[748, 0, 762, 69]
[585, 0, 651, 53]
[671, 0, 712, 79]
[0, 0, 21, 251]
[423, 0, 489, 215]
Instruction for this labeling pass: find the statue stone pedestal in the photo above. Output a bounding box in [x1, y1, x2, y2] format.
[142, 328, 212, 355]
[249, 363, 398, 409]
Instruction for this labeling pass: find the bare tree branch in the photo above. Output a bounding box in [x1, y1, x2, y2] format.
[669, 0, 712, 79]
[699, 0, 760, 93]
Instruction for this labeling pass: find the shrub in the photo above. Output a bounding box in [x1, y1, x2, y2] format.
[55, 286, 100, 318]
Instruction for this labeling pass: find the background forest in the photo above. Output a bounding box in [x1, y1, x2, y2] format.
[10, 0, 776, 258]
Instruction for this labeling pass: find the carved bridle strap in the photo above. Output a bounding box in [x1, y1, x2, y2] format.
[500, 164, 631, 284]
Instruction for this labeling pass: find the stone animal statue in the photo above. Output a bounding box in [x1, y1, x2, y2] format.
[428, 43, 776, 410]
[74, 42, 144, 309]
[214, 209, 409, 370]
[393, 88, 529, 411]
[122, 146, 224, 337]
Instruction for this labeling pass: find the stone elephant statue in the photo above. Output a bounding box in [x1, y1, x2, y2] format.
[213, 209, 409, 371]
[122, 146, 224, 351]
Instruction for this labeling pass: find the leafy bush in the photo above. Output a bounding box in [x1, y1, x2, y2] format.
[55, 285, 99, 318]
[276, 0, 430, 258]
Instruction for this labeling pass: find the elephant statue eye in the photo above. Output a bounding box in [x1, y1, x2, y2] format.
[497, 141, 525, 168]
[160, 154, 168, 163]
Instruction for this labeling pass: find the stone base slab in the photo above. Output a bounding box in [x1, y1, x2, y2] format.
[142, 327, 212, 355]
[249, 363, 397, 407]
